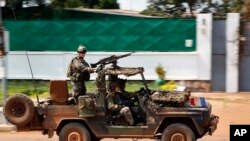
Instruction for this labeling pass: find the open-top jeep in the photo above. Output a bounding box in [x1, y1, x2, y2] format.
[3, 53, 219, 141]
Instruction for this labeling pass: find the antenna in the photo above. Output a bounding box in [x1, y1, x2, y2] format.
[26, 52, 40, 105]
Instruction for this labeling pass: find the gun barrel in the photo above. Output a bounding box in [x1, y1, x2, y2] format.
[121, 52, 134, 57]
[90, 52, 134, 68]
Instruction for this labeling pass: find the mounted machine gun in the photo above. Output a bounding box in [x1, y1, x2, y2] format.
[90, 52, 134, 69]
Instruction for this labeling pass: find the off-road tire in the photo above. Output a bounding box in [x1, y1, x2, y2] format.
[59, 122, 91, 141]
[3, 93, 35, 126]
[161, 123, 196, 141]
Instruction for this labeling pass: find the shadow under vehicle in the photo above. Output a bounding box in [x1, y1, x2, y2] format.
[3, 53, 219, 141]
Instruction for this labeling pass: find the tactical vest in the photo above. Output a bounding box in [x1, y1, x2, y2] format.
[67, 57, 90, 82]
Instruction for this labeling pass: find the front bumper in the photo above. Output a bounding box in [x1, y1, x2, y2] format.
[208, 114, 219, 135]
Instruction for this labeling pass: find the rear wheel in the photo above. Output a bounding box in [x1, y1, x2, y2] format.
[161, 123, 196, 141]
[59, 122, 91, 141]
[3, 94, 35, 126]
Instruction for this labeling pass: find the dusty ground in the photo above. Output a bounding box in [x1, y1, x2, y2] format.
[1, 93, 250, 141]
[197, 98, 250, 141]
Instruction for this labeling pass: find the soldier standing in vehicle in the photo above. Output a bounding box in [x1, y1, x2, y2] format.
[106, 80, 135, 126]
[67, 44, 95, 102]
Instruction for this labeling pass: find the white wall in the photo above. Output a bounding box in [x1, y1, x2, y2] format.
[2, 14, 213, 81]
[118, 0, 148, 11]
[6, 52, 200, 80]
[226, 13, 240, 92]
[196, 14, 212, 80]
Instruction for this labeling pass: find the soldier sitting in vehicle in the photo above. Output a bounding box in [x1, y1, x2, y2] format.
[106, 80, 135, 126]
[115, 79, 147, 125]
[116, 79, 136, 102]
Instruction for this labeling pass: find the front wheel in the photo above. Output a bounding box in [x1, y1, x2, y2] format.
[59, 122, 91, 141]
[161, 123, 196, 141]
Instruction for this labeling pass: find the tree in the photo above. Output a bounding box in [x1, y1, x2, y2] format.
[65, 0, 82, 8]
[241, 0, 250, 18]
[143, 0, 250, 18]
[97, 0, 119, 9]
[51, 0, 67, 8]
[5, 0, 24, 9]
[81, 0, 99, 8]
[51, 0, 119, 9]
[142, 0, 196, 17]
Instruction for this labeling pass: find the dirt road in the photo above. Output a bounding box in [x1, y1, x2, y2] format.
[1, 95, 250, 141]
[0, 131, 227, 141]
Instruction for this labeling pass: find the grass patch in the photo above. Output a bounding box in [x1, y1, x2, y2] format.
[0, 80, 160, 106]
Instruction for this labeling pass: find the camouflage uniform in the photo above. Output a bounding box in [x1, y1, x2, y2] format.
[67, 56, 90, 100]
[106, 91, 134, 126]
[95, 70, 106, 107]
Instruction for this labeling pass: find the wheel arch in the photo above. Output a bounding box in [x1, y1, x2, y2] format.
[156, 117, 201, 138]
[56, 119, 97, 139]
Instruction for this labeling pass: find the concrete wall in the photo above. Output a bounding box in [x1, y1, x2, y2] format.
[6, 52, 200, 80]
[226, 13, 240, 92]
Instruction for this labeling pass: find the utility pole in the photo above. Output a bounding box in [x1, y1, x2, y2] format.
[0, 0, 6, 101]
[0, 0, 6, 124]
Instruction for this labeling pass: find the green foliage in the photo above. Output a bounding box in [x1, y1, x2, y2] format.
[0, 80, 50, 106]
[96, 0, 119, 9]
[141, 5, 174, 17]
[65, 0, 82, 8]
[80, 0, 99, 8]
[51, 0, 65, 8]
[0, 96, 2, 106]
[242, 0, 250, 18]
[5, 80, 50, 97]
[230, 0, 244, 12]
[51, 0, 119, 9]
[142, 0, 195, 17]
[5, 0, 23, 9]
[143, 0, 250, 18]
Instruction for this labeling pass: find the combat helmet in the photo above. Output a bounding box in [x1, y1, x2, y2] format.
[77, 44, 87, 53]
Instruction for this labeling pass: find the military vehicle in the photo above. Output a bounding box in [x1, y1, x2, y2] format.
[3, 53, 219, 141]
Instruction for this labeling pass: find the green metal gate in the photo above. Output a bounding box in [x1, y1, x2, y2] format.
[4, 19, 196, 52]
